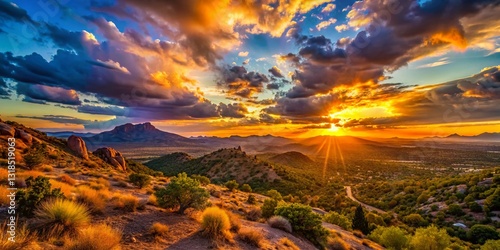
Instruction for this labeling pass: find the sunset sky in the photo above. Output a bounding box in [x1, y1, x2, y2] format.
[0, 0, 499, 138]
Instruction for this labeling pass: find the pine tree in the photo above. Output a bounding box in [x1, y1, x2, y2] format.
[352, 205, 369, 234]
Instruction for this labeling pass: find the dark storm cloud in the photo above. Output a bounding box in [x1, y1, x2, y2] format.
[77, 105, 127, 116]
[16, 83, 81, 105]
[0, 0, 34, 23]
[0, 78, 10, 96]
[217, 65, 269, 99]
[218, 103, 248, 118]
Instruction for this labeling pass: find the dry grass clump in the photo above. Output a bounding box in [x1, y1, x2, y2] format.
[201, 207, 232, 241]
[59, 174, 77, 185]
[227, 211, 242, 232]
[268, 216, 292, 233]
[49, 180, 74, 198]
[33, 199, 90, 239]
[113, 193, 139, 212]
[278, 237, 300, 250]
[327, 236, 350, 250]
[19, 170, 44, 178]
[238, 228, 265, 248]
[40, 165, 53, 172]
[246, 206, 262, 221]
[75, 186, 110, 213]
[0, 168, 9, 182]
[147, 194, 158, 206]
[0, 223, 38, 250]
[0, 185, 10, 205]
[65, 223, 121, 250]
[150, 222, 169, 237]
[96, 177, 111, 188]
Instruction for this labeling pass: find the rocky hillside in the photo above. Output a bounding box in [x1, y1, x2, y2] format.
[146, 147, 280, 184]
[267, 151, 316, 168]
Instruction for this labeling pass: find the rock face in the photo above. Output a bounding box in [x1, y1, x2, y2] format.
[15, 129, 32, 144]
[67, 135, 89, 160]
[0, 122, 15, 136]
[93, 147, 127, 171]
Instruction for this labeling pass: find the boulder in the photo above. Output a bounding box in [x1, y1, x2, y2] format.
[67, 135, 89, 160]
[0, 122, 15, 136]
[93, 147, 127, 171]
[15, 129, 32, 144]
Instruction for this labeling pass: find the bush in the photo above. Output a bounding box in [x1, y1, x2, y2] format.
[240, 184, 252, 192]
[324, 211, 352, 230]
[247, 194, 257, 204]
[34, 199, 89, 238]
[266, 189, 282, 201]
[113, 193, 139, 212]
[246, 207, 262, 221]
[485, 188, 500, 211]
[24, 143, 45, 169]
[481, 240, 500, 250]
[467, 224, 499, 244]
[75, 186, 109, 213]
[447, 204, 465, 216]
[17, 176, 64, 217]
[469, 202, 483, 212]
[278, 237, 300, 250]
[192, 174, 210, 186]
[200, 207, 232, 240]
[225, 180, 239, 191]
[238, 228, 264, 247]
[59, 174, 77, 185]
[403, 213, 427, 228]
[409, 225, 450, 250]
[368, 226, 409, 250]
[275, 203, 329, 247]
[261, 198, 278, 218]
[150, 222, 169, 236]
[268, 216, 292, 233]
[155, 173, 209, 214]
[128, 173, 151, 189]
[66, 223, 121, 250]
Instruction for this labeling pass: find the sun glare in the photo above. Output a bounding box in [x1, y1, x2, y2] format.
[330, 123, 339, 132]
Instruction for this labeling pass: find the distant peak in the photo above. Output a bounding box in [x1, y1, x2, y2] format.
[112, 122, 158, 132]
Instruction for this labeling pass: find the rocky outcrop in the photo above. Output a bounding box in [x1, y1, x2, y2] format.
[67, 135, 89, 160]
[93, 147, 127, 171]
[15, 129, 32, 144]
[0, 122, 15, 136]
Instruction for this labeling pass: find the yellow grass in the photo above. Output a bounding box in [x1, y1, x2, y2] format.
[113, 193, 139, 212]
[34, 199, 90, 239]
[238, 228, 264, 248]
[49, 180, 74, 198]
[75, 186, 110, 213]
[59, 174, 77, 186]
[0, 222, 38, 250]
[0, 185, 10, 206]
[201, 207, 232, 241]
[278, 237, 300, 250]
[0, 168, 8, 182]
[147, 194, 157, 206]
[65, 224, 121, 250]
[18, 170, 44, 178]
[150, 222, 169, 237]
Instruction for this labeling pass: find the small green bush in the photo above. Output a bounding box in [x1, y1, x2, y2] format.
[128, 173, 151, 189]
[261, 198, 278, 218]
[467, 224, 499, 244]
[247, 194, 257, 204]
[17, 176, 64, 217]
[155, 173, 209, 213]
[225, 180, 239, 191]
[324, 211, 352, 230]
[274, 203, 329, 247]
[240, 184, 252, 192]
[192, 175, 210, 186]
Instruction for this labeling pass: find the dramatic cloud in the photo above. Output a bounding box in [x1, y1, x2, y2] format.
[268, 66, 284, 78]
[0, 78, 10, 96]
[16, 83, 81, 105]
[316, 18, 337, 31]
[218, 103, 248, 118]
[217, 65, 269, 99]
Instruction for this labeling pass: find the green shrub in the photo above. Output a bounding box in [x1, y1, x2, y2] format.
[225, 180, 239, 191]
[469, 202, 483, 212]
[192, 174, 210, 186]
[261, 198, 278, 218]
[128, 173, 151, 189]
[17, 176, 64, 217]
[403, 213, 427, 228]
[266, 189, 282, 201]
[323, 211, 351, 230]
[485, 188, 500, 211]
[240, 184, 252, 192]
[34, 199, 90, 238]
[274, 203, 329, 247]
[155, 172, 209, 213]
[447, 204, 465, 216]
[481, 240, 500, 250]
[467, 224, 499, 244]
[23, 143, 46, 169]
[409, 225, 450, 250]
[368, 226, 409, 250]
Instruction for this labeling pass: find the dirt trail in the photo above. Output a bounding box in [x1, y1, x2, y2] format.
[345, 186, 386, 214]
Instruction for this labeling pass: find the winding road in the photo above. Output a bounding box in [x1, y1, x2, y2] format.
[345, 186, 386, 214]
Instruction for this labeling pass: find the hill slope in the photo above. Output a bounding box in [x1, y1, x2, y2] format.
[267, 151, 316, 168]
